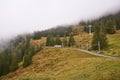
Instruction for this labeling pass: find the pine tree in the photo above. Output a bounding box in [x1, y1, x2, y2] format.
[92, 21, 108, 50]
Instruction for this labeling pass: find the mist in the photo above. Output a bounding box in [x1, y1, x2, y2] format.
[0, 0, 120, 40]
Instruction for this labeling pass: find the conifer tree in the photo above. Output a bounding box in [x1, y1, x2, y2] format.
[9, 48, 18, 72]
[23, 50, 32, 68]
[46, 35, 51, 46]
[55, 35, 62, 45]
[0, 50, 10, 75]
[105, 19, 116, 34]
[50, 36, 55, 46]
[68, 32, 75, 47]
[46, 35, 55, 46]
[92, 21, 108, 50]
[63, 36, 68, 47]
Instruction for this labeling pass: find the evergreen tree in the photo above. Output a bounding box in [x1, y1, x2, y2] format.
[63, 36, 68, 47]
[46, 35, 55, 46]
[46, 35, 51, 46]
[92, 21, 108, 50]
[105, 19, 116, 34]
[55, 35, 62, 45]
[23, 50, 32, 68]
[0, 50, 10, 75]
[9, 48, 18, 72]
[0, 34, 39, 76]
[33, 31, 41, 40]
[30, 47, 35, 56]
[68, 32, 75, 47]
[16, 44, 23, 63]
[50, 36, 55, 46]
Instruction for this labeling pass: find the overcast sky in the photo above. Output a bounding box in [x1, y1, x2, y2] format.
[0, 0, 120, 39]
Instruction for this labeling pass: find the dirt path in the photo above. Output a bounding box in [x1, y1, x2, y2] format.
[74, 48, 120, 59]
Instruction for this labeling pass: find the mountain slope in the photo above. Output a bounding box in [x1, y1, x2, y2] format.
[105, 30, 120, 56]
[70, 30, 120, 56]
[31, 30, 120, 57]
[1, 47, 120, 80]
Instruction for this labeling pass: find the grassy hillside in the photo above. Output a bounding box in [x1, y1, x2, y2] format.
[69, 30, 120, 56]
[31, 30, 120, 57]
[105, 30, 120, 56]
[32, 30, 120, 56]
[30, 37, 46, 46]
[1, 30, 120, 80]
[1, 47, 120, 80]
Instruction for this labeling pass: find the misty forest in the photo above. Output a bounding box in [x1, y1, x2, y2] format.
[0, 0, 120, 80]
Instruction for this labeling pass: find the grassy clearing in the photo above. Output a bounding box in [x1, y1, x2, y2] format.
[1, 47, 120, 80]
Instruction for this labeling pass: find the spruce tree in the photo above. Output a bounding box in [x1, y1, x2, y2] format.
[46, 35, 51, 46]
[63, 36, 68, 47]
[0, 50, 10, 75]
[68, 32, 75, 47]
[92, 21, 108, 50]
[23, 50, 32, 68]
[105, 19, 116, 34]
[46, 35, 55, 46]
[9, 48, 18, 72]
[50, 36, 55, 46]
[55, 35, 62, 45]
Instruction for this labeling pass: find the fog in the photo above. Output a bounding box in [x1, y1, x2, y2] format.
[0, 0, 120, 40]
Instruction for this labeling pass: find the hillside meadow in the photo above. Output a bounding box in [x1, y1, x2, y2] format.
[1, 30, 120, 80]
[31, 30, 120, 56]
[1, 47, 120, 80]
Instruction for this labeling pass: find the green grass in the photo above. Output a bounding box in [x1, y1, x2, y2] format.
[1, 47, 120, 80]
[30, 30, 120, 56]
[104, 31, 120, 56]
[74, 30, 120, 56]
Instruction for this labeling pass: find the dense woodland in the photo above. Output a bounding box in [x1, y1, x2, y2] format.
[0, 34, 42, 76]
[0, 12, 120, 76]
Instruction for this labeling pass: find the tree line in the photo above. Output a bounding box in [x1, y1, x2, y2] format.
[0, 34, 42, 76]
[46, 32, 75, 47]
[84, 12, 120, 34]
[91, 12, 120, 50]
[32, 12, 120, 41]
[33, 26, 73, 40]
